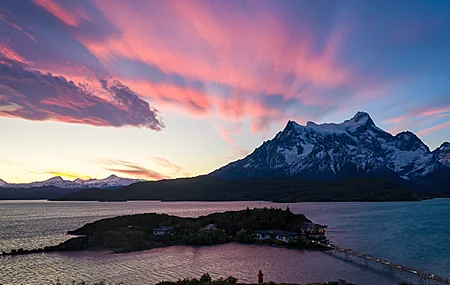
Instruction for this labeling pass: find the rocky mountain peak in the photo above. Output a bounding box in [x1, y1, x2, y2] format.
[211, 111, 446, 184]
[433, 142, 450, 167]
[348, 111, 374, 125]
[440, 142, 450, 148]
[46, 176, 65, 182]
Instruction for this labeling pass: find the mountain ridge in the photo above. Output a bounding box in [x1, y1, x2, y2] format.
[211, 111, 449, 191]
[0, 175, 145, 189]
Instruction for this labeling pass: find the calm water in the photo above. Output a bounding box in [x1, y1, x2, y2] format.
[1, 199, 449, 285]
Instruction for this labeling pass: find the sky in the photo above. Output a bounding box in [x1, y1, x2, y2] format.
[0, 0, 450, 183]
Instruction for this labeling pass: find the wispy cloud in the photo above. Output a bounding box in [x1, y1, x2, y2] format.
[32, 0, 82, 27]
[418, 121, 450, 137]
[0, 12, 36, 42]
[0, 41, 34, 66]
[43, 170, 92, 180]
[1, 0, 450, 141]
[153, 157, 191, 177]
[100, 159, 168, 181]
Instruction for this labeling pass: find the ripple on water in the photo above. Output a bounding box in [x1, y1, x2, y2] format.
[1, 200, 450, 285]
[0, 244, 401, 285]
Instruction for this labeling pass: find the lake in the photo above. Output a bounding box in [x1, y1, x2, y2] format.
[1, 199, 449, 285]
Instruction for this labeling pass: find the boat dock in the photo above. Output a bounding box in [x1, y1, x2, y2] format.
[316, 241, 450, 285]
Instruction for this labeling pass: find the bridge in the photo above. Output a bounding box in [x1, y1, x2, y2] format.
[315, 241, 450, 285]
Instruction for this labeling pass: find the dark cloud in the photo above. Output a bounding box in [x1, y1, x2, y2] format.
[0, 58, 164, 130]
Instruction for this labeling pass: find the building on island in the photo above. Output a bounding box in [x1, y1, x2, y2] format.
[255, 223, 327, 244]
[255, 230, 273, 241]
[201, 224, 219, 231]
[275, 231, 298, 243]
[300, 223, 327, 240]
[153, 226, 174, 235]
[255, 230, 299, 243]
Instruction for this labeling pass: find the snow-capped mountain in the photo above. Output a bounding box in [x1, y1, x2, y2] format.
[211, 112, 448, 188]
[433, 142, 450, 168]
[0, 175, 145, 189]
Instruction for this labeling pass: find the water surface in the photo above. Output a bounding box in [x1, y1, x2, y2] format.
[1, 199, 449, 285]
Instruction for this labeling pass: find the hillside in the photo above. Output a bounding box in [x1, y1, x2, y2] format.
[54, 176, 423, 202]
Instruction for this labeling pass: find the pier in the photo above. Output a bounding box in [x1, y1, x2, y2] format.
[316, 241, 450, 285]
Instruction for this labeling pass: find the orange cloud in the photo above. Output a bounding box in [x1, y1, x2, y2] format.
[153, 157, 191, 177]
[101, 159, 168, 181]
[44, 171, 92, 180]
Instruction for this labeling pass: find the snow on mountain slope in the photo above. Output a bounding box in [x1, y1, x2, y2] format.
[433, 142, 450, 168]
[0, 179, 7, 186]
[0, 175, 145, 189]
[211, 112, 442, 182]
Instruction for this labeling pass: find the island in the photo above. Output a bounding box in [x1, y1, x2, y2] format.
[1, 208, 329, 255]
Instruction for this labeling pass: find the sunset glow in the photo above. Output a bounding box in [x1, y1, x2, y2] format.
[1, 0, 450, 182]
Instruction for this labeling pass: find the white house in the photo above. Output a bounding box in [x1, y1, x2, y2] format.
[153, 226, 173, 235]
[274, 231, 298, 243]
[255, 230, 272, 240]
[255, 230, 299, 243]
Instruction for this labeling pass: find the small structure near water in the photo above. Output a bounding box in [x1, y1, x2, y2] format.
[300, 223, 327, 240]
[255, 230, 299, 243]
[153, 226, 174, 235]
[201, 224, 219, 231]
[255, 223, 328, 244]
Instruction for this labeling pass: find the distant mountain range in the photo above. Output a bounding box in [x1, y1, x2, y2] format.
[211, 112, 450, 191]
[0, 175, 144, 189]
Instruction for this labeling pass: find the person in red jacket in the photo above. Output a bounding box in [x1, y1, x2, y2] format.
[258, 270, 264, 284]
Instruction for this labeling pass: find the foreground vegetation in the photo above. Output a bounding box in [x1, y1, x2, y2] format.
[2, 208, 322, 255]
[53, 176, 424, 202]
[155, 274, 355, 285]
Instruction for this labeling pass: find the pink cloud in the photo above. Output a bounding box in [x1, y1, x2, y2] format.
[122, 80, 213, 116]
[0, 11, 36, 42]
[385, 105, 450, 130]
[75, 1, 360, 118]
[2, 1, 404, 138]
[212, 122, 241, 145]
[384, 115, 409, 124]
[32, 0, 82, 27]
[0, 58, 164, 130]
[418, 121, 450, 136]
[0, 41, 33, 66]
